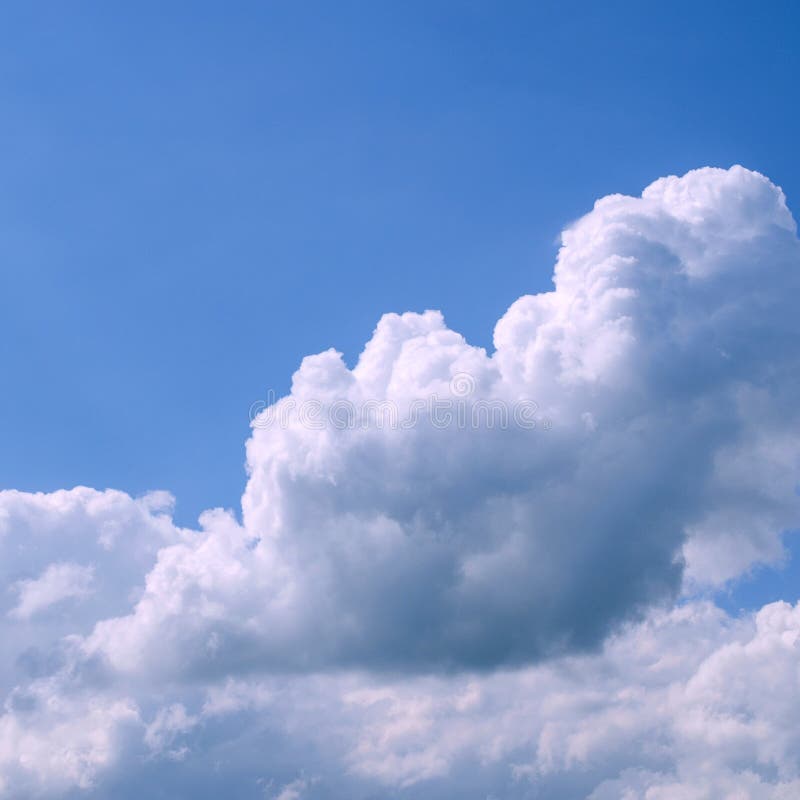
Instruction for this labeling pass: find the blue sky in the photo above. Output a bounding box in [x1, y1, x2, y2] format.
[3, 5, 800, 798]
[2, 1, 798, 529]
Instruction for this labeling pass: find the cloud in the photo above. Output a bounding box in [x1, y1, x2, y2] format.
[336, 599, 800, 798]
[82, 165, 800, 678]
[171, 599, 800, 799]
[0, 166, 798, 797]
[143, 703, 198, 760]
[0, 673, 139, 797]
[9, 562, 95, 620]
[4, 598, 792, 798]
[0, 488, 182, 688]
[269, 776, 317, 800]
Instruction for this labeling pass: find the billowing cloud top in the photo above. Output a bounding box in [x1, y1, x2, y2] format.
[1, 166, 799, 798]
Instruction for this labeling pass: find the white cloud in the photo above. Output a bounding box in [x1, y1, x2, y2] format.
[0, 166, 798, 797]
[0, 674, 140, 796]
[269, 776, 317, 800]
[81, 166, 800, 681]
[227, 599, 799, 799]
[143, 703, 198, 760]
[9, 562, 95, 621]
[46, 597, 792, 799]
[0, 488, 185, 695]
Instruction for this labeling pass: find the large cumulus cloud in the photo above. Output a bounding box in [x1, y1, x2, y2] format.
[87, 165, 800, 676]
[0, 165, 799, 797]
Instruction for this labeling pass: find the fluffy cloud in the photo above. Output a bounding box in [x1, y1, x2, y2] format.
[84, 165, 800, 679]
[8, 562, 94, 621]
[0, 166, 799, 797]
[0, 488, 181, 694]
[0, 674, 139, 796]
[6, 598, 792, 799]
[172, 599, 800, 799]
[318, 598, 800, 798]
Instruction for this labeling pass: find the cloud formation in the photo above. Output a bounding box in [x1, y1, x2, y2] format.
[9, 562, 95, 621]
[1, 166, 799, 797]
[92, 166, 800, 676]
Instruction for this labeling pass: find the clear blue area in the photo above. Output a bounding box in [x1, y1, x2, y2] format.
[716, 532, 800, 614]
[1, 1, 798, 607]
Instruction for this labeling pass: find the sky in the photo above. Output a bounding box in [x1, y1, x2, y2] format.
[1, 3, 800, 799]
[2, 1, 799, 525]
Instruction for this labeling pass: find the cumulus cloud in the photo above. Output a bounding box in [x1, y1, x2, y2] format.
[9, 562, 95, 621]
[314, 598, 800, 798]
[0, 487, 183, 703]
[6, 598, 792, 798]
[165, 599, 799, 799]
[0, 166, 798, 797]
[0, 674, 139, 796]
[81, 165, 800, 679]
